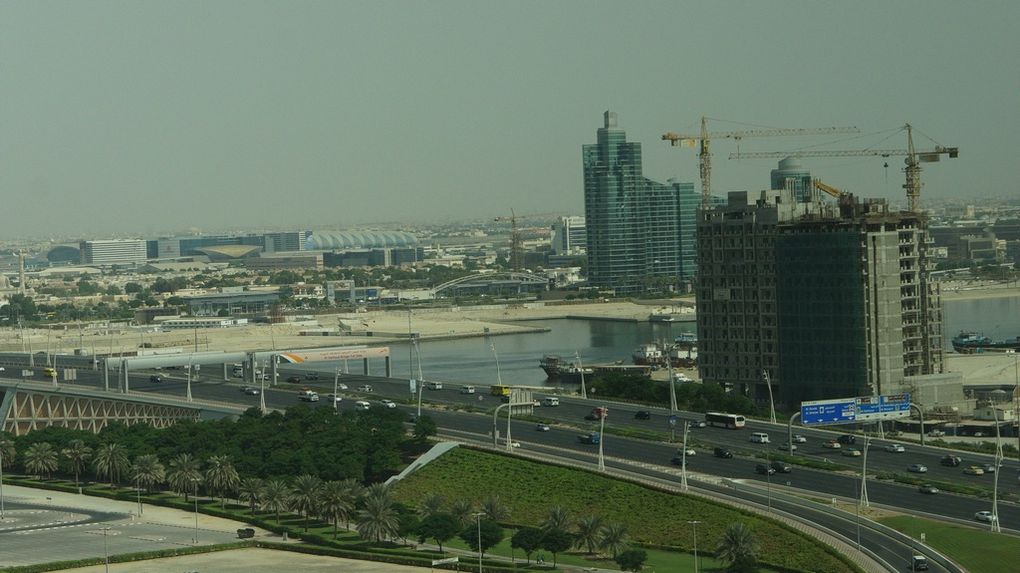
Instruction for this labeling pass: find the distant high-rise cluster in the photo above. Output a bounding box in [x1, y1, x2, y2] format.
[582, 111, 698, 294]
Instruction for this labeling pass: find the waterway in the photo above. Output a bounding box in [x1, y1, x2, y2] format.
[347, 295, 1020, 388]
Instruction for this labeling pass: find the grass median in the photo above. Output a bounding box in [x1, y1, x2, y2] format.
[877, 515, 1016, 573]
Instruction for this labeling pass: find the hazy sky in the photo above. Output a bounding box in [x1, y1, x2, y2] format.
[2, 1, 1018, 239]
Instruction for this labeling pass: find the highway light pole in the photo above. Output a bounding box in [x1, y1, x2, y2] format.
[576, 351, 587, 400]
[473, 511, 484, 573]
[687, 520, 701, 573]
[186, 360, 193, 403]
[334, 366, 341, 415]
[192, 478, 200, 544]
[101, 526, 111, 573]
[859, 433, 871, 508]
[991, 407, 1002, 533]
[597, 407, 607, 472]
[0, 446, 6, 519]
[681, 420, 690, 491]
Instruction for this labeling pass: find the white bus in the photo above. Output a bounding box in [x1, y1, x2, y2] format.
[705, 412, 746, 429]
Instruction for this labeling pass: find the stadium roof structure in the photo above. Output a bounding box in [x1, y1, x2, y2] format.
[306, 230, 418, 250]
[194, 245, 262, 261]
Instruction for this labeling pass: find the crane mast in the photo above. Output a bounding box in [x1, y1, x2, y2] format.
[663, 117, 859, 210]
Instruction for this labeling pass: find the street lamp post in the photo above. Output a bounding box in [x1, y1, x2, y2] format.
[991, 406, 1003, 533]
[334, 366, 341, 415]
[0, 448, 6, 519]
[192, 479, 200, 544]
[576, 351, 587, 400]
[473, 512, 484, 573]
[680, 421, 690, 491]
[597, 407, 607, 472]
[688, 520, 701, 573]
[135, 475, 142, 516]
[101, 526, 111, 573]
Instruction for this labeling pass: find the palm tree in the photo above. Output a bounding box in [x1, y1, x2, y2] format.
[418, 491, 445, 518]
[541, 505, 570, 532]
[261, 479, 292, 524]
[290, 474, 322, 532]
[237, 477, 265, 516]
[356, 491, 399, 543]
[61, 440, 92, 487]
[339, 478, 364, 529]
[166, 453, 203, 502]
[92, 443, 129, 485]
[450, 498, 475, 526]
[130, 454, 165, 493]
[600, 522, 629, 558]
[480, 495, 510, 523]
[575, 515, 604, 554]
[362, 481, 391, 502]
[0, 437, 15, 470]
[715, 522, 759, 572]
[319, 480, 356, 538]
[204, 455, 240, 509]
[24, 442, 58, 479]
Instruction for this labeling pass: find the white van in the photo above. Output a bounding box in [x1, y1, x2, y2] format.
[749, 432, 770, 444]
[542, 396, 560, 407]
[459, 385, 476, 395]
[354, 400, 371, 411]
[426, 381, 443, 390]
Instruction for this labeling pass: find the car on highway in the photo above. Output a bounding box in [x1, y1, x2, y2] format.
[459, 385, 475, 394]
[353, 400, 371, 411]
[792, 434, 807, 443]
[0, 366, 5, 372]
[842, 448, 862, 457]
[358, 385, 374, 392]
[380, 399, 397, 409]
[536, 423, 550, 432]
[973, 511, 996, 523]
[940, 455, 962, 467]
[499, 438, 521, 448]
[324, 394, 342, 404]
[149, 375, 163, 383]
[884, 443, 906, 453]
[304, 372, 319, 381]
[240, 386, 260, 396]
[286, 376, 302, 384]
[837, 434, 856, 445]
[770, 461, 792, 473]
[926, 429, 946, 438]
[907, 464, 928, 473]
[777, 442, 797, 452]
[918, 484, 939, 495]
[962, 465, 985, 476]
[634, 410, 651, 420]
[688, 420, 706, 428]
[755, 463, 776, 475]
[298, 391, 319, 402]
[678, 448, 696, 457]
[822, 440, 842, 449]
[713, 447, 733, 459]
[979, 463, 996, 473]
[337, 382, 349, 390]
[910, 554, 930, 571]
[673, 373, 692, 383]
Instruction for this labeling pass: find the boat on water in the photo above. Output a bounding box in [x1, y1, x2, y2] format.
[648, 306, 695, 323]
[631, 342, 698, 368]
[952, 331, 1020, 353]
[674, 332, 698, 347]
[539, 355, 594, 383]
[632, 344, 664, 366]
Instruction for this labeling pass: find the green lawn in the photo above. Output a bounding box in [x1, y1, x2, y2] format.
[391, 447, 860, 573]
[878, 515, 1017, 573]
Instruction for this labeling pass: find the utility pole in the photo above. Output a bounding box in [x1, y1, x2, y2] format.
[681, 421, 690, 491]
[859, 434, 871, 508]
[597, 407, 607, 472]
[763, 370, 777, 424]
[576, 351, 587, 400]
[991, 407, 1002, 533]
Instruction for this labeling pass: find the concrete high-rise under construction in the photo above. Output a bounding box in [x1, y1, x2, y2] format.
[695, 185, 943, 407]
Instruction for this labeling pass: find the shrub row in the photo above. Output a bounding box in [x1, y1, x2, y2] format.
[0, 542, 247, 573]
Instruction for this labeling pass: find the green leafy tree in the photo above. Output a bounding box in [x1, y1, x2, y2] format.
[61, 439, 92, 487]
[166, 453, 203, 502]
[356, 491, 399, 543]
[716, 522, 759, 573]
[124, 282, 143, 294]
[600, 522, 629, 558]
[541, 505, 570, 532]
[205, 454, 240, 509]
[615, 549, 648, 572]
[575, 515, 604, 554]
[480, 495, 509, 523]
[413, 415, 437, 442]
[418, 492, 445, 518]
[93, 443, 130, 485]
[237, 477, 266, 516]
[24, 442, 59, 479]
[319, 480, 356, 538]
[290, 474, 322, 532]
[511, 526, 545, 564]
[459, 519, 504, 558]
[416, 512, 462, 553]
[540, 528, 573, 567]
[261, 479, 292, 524]
[130, 454, 165, 493]
[1, 294, 37, 321]
[0, 436, 15, 470]
[398, 512, 421, 545]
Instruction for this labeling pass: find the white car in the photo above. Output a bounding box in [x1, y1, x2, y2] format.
[907, 464, 928, 473]
[325, 394, 342, 403]
[337, 383, 349, 390]
[974, 511, 997, 523]
[380, 399, 397, 409]
[358, 385, 373, 392]
[792, 434, 807, 443]
[884, 443, 906, 453]
[500, 439, 521, 448]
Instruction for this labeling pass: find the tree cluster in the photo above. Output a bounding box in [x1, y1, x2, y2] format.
[591, 374, 758, 415]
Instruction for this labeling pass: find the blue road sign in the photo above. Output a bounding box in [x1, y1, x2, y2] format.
[856, 393, 910, 421]
[801, 398, 857, 426]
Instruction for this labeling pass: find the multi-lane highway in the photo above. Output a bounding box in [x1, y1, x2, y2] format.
[4, 359, 1018, 535]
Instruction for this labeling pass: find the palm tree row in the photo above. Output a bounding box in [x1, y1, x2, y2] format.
[541, 505, 630, 559]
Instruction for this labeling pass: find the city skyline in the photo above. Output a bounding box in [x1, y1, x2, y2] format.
[2, 2, 1018, 239]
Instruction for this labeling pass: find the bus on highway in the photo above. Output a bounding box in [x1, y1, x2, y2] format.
[490, 384, 511, 396]
[705, 412, 746, 429]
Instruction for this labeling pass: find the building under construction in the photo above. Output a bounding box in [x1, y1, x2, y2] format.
[695, 182, 943, 406]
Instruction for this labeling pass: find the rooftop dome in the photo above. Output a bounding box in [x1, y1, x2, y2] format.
[306, 231, 418, 250]
[777, 156, 805, 171]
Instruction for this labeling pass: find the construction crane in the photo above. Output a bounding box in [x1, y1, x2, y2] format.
[494, 210, 522, 272]
[662, 117, 860, 209]
[813, 179, 846, 200]
[729, 124, 958, 213]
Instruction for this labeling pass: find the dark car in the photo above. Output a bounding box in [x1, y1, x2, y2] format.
[837, 434, 856, 445]
[918, 484, 939, 495]
[304, 372, 319, 381]
[634, 410, 651, 420]
[149, 375, 163, 383]
[770, 461, 792, 473]
[940, 455, 962, 467]
[236, 527, 255, 539]
[286, 376, 302, 384]
[755, 463, 776, 475]
[670, 456, 690, 466]
[714, 447, 733, 459]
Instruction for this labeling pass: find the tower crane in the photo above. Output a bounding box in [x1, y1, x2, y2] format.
[494, 210, 522, 272]
[662, 117, 860, 209]
[728, 124, 958, 213]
